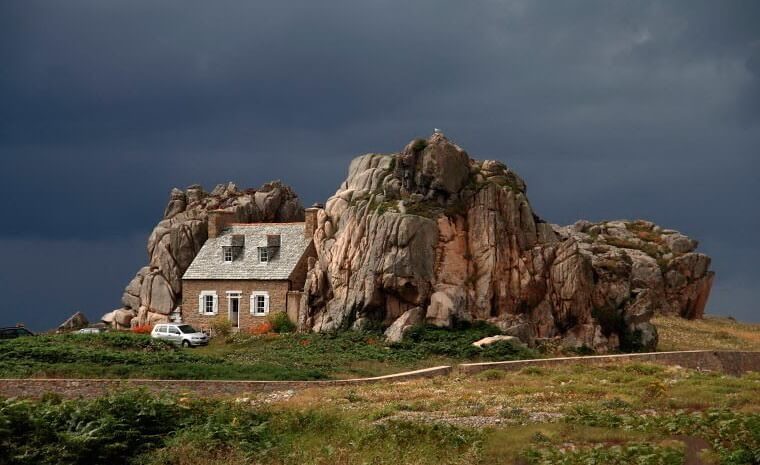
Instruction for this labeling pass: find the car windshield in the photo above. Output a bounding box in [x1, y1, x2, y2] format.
[176, 325, 198, 334]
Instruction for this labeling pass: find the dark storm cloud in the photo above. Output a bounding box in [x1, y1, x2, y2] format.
[1, 0, 758, 328]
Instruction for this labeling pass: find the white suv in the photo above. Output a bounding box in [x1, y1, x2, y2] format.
[151, 323, 209, 347]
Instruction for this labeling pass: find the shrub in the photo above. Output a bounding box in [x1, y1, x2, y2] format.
[131, 324, 153, 334]
[247, 322, 273, 335]
[211, 315, 233, 338]
[644, 380, 667, 399]
[391, 323, 539, 361]
[267, 312, 296, 333]
[0, 391, 186, 465]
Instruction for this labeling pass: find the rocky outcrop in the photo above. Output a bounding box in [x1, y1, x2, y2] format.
[299, 133, 714, 352]
[384, 307, 425, 343]
[58, 312, 89, 332]
[103, 181, 304, 329]
[472, 335, 524, 348]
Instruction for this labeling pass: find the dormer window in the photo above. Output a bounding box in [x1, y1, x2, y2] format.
[223, 247, 233, 263]
[258, 247, 269, 263]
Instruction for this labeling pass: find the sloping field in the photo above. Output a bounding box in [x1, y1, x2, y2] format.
[655, 315, 760, 351]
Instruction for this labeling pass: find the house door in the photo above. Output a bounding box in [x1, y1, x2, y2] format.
[229, 295, 240, 327]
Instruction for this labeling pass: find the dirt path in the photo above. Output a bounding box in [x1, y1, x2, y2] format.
[674, 435, 712, 465]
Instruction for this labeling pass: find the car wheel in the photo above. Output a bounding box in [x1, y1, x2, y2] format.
[181, 340, 190, 348]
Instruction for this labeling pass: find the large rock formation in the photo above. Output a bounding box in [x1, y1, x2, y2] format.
[103, 181, 304, 328]
[299, 133, 714, 352]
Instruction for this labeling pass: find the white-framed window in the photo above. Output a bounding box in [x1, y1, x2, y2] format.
[223, 247, 233, 263]
[258, 247, 268, 263]
[250, 292, 269, 316]
[198, 291, 218, 315]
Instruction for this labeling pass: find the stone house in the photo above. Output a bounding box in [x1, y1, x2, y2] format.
[180, 208, 317, 331]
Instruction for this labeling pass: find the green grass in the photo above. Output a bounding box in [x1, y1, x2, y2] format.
[0, 392, 483, 465]
[0, 324, 537, 381]
[2, 361, 758, 465]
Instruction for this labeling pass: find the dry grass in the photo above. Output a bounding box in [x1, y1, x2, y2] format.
[275, 363, 760, 423]
[246, 362, 758, 464]
[654, 314, 760, 351]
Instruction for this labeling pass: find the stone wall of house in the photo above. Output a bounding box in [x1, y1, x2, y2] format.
[286, 291, 303, 323]
[182, 279, 291, 331]
[304, 207, 319, 239]
[288, 241, 316, 292]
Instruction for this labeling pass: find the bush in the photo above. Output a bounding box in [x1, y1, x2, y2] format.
[0, 391, 187, 465]
[131, 324, 153, 334]
[390, 323, 539, 362]
[0, 391, 276, 465]
[211, 315, 233, 338]
[267, 312, 296, 333]
[247, 322, 273, 335]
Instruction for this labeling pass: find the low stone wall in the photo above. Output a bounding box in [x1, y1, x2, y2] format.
[0, 365, 452, 399]
[2, 351, 757, 399]
[459, 350, 760, 376]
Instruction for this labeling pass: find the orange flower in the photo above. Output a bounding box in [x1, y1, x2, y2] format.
[132, 324, 153, 334]
[247, 322, 273, 335]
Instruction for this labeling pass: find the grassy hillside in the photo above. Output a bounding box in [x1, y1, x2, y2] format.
[0, 324, 537, 380]
[1, 315, 756, 381]
[2, 362, 758, 465]
[655, 315, 760, 352]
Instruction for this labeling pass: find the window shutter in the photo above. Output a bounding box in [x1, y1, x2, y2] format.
[264, 294, 270, 314]
[198, 295, 204, 314]
[213, 294, 219, 315]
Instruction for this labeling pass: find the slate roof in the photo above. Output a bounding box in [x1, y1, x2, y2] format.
[182, 223, 311, 280]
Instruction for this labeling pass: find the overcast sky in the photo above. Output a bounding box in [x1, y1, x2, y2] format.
[1, 1, 758, 330]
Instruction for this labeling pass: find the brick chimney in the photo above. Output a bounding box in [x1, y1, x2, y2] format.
[304, 203, 322, 239]
[208, 210, 239, 238]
